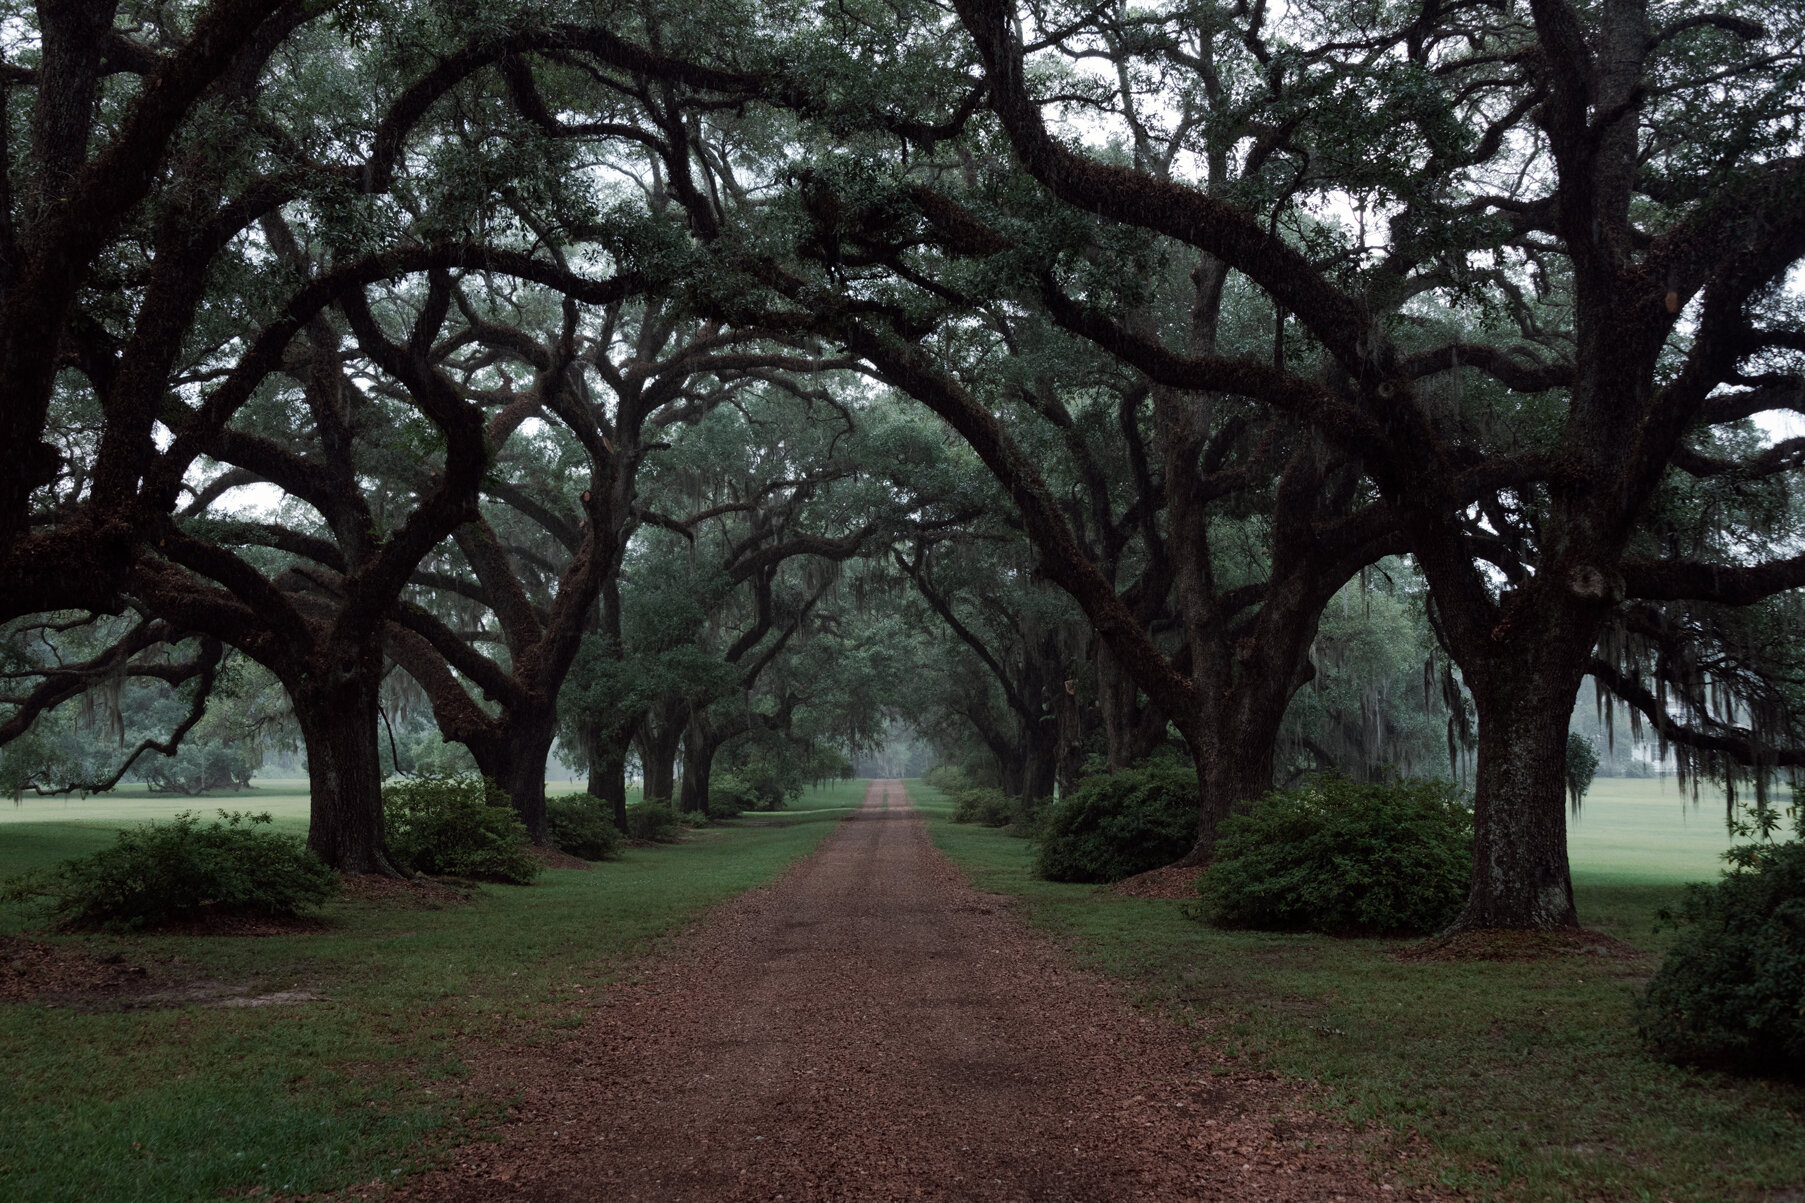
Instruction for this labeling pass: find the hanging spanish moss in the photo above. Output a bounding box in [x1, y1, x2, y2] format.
[1590, 597, 1805, 833]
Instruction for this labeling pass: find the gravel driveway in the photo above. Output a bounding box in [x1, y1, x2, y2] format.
[410, 780, 1422, 1201]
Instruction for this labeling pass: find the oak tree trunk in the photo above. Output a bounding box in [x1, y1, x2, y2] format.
[502, 722, 555, 844]
[1019, 719, 1060, 811]
[638, 721, 683, 806]
[294, 666, 396, 875]
[1452, 667, 1584, 930]
[677, 719, 719, 815]
[588, 743, 630, 830]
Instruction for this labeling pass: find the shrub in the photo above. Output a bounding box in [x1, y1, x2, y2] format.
[951, 787, 1016, 827]
[924, 764, 971, 795]
[382, 775, 540, 884]
[623, 800, 682, 842]
[1196, 774, 1472, 935]
[1637, 839, 1805, 1073]
[1034, 764, 1198, 883]
[1, 810, 338, 930]
[544, 793, 623, 861]
[708, 772, 758, 819]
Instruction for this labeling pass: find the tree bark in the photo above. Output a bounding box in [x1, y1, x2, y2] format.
[583, 718, 634, 829]
[1019, 717, 1059, 810]
[1098, 643, 1166, 768]
[1456, 681, 1580, 929]
[1430, 594, 1596, 931]
[677, 715, 719, 814]
[1177, 721, 1278, 866]
[467, 709, 557, 843]
[997, 747, 1025, 796]
[293, 656, 396, 875]
[637, 704, 685, 805]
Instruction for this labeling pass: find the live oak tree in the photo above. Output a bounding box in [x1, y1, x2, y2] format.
[895, 533, 1092, 807]
[8, 0, 1805, 927]
[927, 0, 1805, 928]
[376, 291, 831, 841]
[3, 2, 721, 869]
[1, 1, 805, 869]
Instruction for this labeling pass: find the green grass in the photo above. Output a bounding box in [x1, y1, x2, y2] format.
[0, 780, 314, 883]
[1567, 776, 1742, 885]
[906, 778, 1805, 1202]
[0, 778, 866, 1202]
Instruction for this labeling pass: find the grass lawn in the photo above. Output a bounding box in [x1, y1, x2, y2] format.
[0, 780, 314, 879]
[905, 777, 1805, 1202]
[0, 778, 867, 1202]
[1566, 776, 1742, 886]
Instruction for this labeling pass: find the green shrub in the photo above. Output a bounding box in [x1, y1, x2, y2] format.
[1034, 764, 1198, 883]
[1637, 839, 1805, 1073]
[924, 764, 971, 795]
[544, 793, 623, 861]
[624, 800, 682, 842]
[951, 787, 1016, 827]
[1, 811, 338, 930]
[382, 775, 540, 884]
[1196, 774, 1472, 935]
[708, 772, 758, 819]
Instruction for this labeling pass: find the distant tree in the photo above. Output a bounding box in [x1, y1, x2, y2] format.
[1566, 734, 1600, 813]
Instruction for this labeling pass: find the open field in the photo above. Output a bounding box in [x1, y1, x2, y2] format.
[1564, 775, 1745, 885]
[0, 779, 654, 880]
[906, 778, 1805, 1202]
[0, 779, 866, 1202]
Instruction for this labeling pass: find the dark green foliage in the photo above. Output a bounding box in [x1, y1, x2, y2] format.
[724, 747, 799, 810]
[951, 787, 1016, 827]
[924, 764, 971, 794]
[703, 769, 761, 816]
[623, 800, 682, 842]
[708, 773, 756, 819]
[1, 811, 338, 930]
[139, 743, 257, 794]
[382, 776, 540, 884]
[1567, 733, 1600, 810]
[1637, 840, 1805, 1073]
[1196, 775, 1472, 935]
[544, 793, 623, 861]
[1033, 764, 1198, 883]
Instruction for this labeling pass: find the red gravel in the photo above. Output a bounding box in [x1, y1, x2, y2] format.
[401, 781, 1427, 1201]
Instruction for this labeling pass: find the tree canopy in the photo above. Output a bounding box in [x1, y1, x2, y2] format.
[3, 0, 1803, 931]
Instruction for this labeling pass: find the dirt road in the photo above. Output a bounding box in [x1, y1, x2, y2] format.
[414, 780, 1417, 1201]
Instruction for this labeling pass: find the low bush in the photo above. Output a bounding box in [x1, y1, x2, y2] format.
[1637, 839, 1805, 1073]
[1, 810, 338, 930]
[708, 772, 758, 819]
[1034, 764, 1197, 883]
[544, 793, 623, 861]
[382, 775, 540, 884]
[624, 800, 682, 842]
[924, 764, 971, 795]
[951, 787, 1017, 828]
[1195, 774, 1471, 935]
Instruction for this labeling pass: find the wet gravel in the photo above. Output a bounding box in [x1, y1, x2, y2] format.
[405, 780, 1427, 1201]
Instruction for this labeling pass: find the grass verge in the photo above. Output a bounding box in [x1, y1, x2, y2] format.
[904, 779, 1805, 1202]
[0, 779, 866, 1202]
